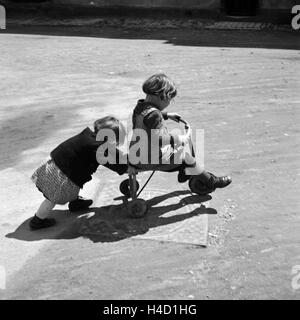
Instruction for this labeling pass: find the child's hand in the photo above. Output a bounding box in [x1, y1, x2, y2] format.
[167, 112, 182, 122]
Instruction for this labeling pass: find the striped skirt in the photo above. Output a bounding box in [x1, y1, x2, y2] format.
[31, 158, 80, 205]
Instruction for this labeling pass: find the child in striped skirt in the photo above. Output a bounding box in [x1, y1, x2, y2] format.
[30, 116, 128, 230]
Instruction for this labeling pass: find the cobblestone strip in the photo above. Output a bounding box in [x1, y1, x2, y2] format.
[6, 18, 293, 32]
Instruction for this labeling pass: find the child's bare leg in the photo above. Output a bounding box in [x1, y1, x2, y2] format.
[35, 199, 55, 219]
[184, 152, 205, 175]
[30, 199, 56, 230]
[176, 150, 203, 182]
[185, 165, 204, 176]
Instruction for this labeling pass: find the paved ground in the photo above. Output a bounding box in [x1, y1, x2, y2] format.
[0, 26, 299, 300]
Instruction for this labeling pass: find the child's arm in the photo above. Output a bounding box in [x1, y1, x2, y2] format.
[162, 112, 182, 122]
[144, 110, 188, 146]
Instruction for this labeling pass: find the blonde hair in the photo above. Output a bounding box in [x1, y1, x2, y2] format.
[94, 116, 126, 145]
[142, 73, 177, 101]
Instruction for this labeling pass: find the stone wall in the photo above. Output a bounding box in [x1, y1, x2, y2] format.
[2, 0, 294, 23]
[52, 0, 296, 10]
[53, 0, 221, 9]
[261, 0, 297, 10]
[3, 0, 296, 11]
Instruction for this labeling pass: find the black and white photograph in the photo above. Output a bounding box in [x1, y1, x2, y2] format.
[0, 0, 299, 306]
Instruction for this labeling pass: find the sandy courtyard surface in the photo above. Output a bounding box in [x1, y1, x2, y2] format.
[0, 26, 299, 299]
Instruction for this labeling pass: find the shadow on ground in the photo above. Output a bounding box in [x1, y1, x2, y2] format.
[6, 190, 216, 243]
[2, 26, 300, 50]
[0, 106, 83, 170]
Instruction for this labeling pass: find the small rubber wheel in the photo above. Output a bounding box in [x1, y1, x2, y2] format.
[127, 199, 148, 218]
[188, 176, 215, 195]
[119, 179, 140, 197]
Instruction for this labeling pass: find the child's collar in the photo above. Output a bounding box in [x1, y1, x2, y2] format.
[138, 99, 160, 110]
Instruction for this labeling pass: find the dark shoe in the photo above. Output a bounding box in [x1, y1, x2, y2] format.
[68, 196, 93, 212]
[178, 170, 190, 183]
[207, 172, 232, 190]
[29, 215, 56, 230]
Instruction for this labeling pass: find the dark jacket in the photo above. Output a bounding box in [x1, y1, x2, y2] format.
[51, 127, 127, 188]
[131, 100, 178, 167]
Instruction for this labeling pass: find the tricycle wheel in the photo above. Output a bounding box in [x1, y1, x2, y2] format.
[189, 176, 215, 195]
[119, 179, 140, 197]
[127, 199, 148, 218]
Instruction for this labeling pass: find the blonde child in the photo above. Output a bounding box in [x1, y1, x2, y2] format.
[130, 73, 232, 193]
[30, 116, 128, 230]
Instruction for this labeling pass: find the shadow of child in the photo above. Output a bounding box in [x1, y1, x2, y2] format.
[6, 190, 217, 243]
